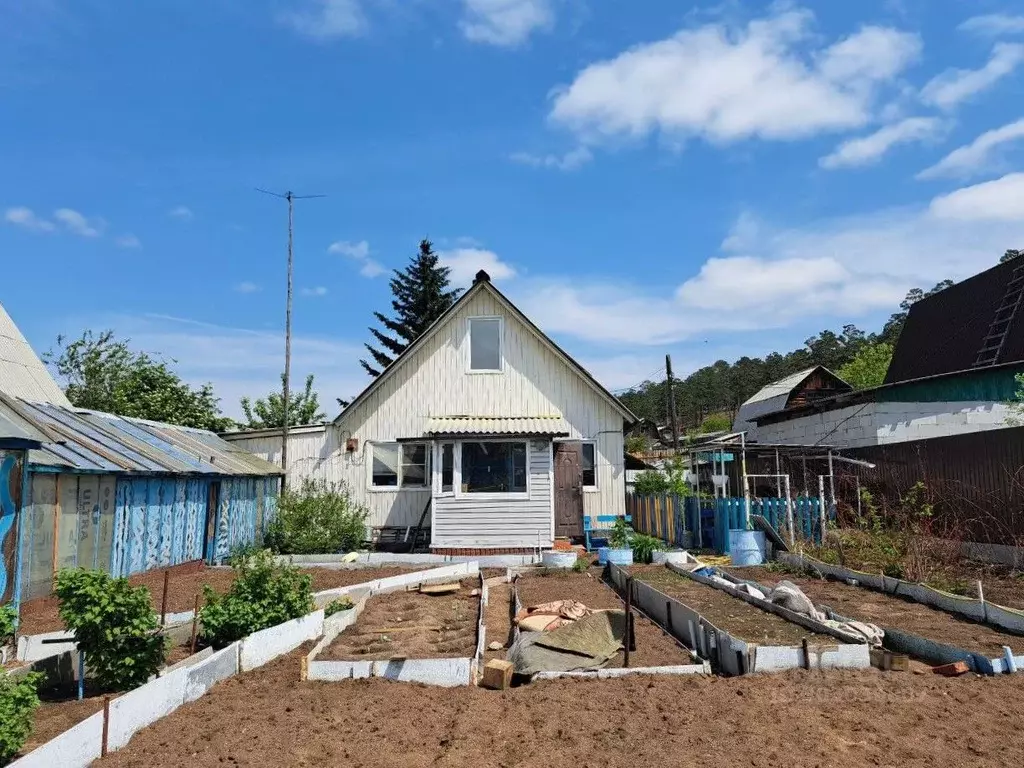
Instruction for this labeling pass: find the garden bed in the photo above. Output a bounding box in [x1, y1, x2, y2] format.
[630, 565, 834, 647]
[482, 581, 513, 662]
[16, 564, 423, 636]
[20, 682, 112, 756]
[94, 646, 1024, 768]
[320, 579, 481, 661]
[727, 565, 1024, 659]
[514, 570, 692, 668]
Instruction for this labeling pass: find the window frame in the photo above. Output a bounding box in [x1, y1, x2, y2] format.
[435, 441, 456, 497]
[456, 438, 530, 500]
[368, 441, 431, 491]
[581, 441, 598, 491]
[466, 315, 504, 374]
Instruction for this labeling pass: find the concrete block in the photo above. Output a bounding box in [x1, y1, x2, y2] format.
[371, 657, 472, 687]
[161, 645, 213, 675]
[185, 642, 240, 702]
[307, 660, 372, 680]
[7, 710, 103, 768]
[108, 665, 189, 751]
[481, 659, 514, 690]
[17, 630, 75, 662]
[240, 609, 324, 671]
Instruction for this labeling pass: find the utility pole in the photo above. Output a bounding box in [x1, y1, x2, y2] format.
[666, 354, 680, 452]
[256, 188, 325, 488]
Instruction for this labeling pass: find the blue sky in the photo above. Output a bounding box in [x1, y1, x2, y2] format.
[4, 0, 1024, 419]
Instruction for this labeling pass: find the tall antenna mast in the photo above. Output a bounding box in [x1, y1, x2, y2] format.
[256, 188, 325, 489]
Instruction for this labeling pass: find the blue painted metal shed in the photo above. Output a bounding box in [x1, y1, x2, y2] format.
[0, 394, 282, 606]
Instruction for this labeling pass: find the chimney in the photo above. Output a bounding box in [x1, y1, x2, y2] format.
[473, 269, 491, 284]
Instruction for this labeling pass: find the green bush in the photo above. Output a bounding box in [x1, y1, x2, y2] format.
[324, 596, 354, 616]
[54, 570, 167, 692]
[608, 517, 633, 549]
[200, 550, 314, 647]
[264, 479, 368, 555]
[0, 670, 41, 764]
[631, 533, 665, 564]
[0, 605, 16, 646]
[633, 471, 669, 496]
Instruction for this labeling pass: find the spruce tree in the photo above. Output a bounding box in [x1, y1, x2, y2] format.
[360, 239, 461, 377]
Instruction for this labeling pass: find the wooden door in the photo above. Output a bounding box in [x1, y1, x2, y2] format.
[554, 442, 584, 538]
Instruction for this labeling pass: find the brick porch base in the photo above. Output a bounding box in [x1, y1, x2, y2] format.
[430, 547, 538, 556]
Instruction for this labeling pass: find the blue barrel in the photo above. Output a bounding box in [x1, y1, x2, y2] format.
[597, 547, 610, 565]
[606, 548, 633, 566]
[730, 530, 766, 566]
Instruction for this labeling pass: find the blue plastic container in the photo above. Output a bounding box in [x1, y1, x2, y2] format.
[730, 529, 766, 567]
[605, 548, 634, 566]
[597, 547, 610, 565]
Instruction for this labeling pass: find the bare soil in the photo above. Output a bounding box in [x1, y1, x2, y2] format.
[96, 647, 1024, 768]
[16, 565, 423, 636]
[515, 570, 692, 667]
[632, 565, 836, 647]
[728, 566, 1024, 657]
[22, 682, 113, 755]
[483, 582, 513, 662]
[322, 580, 480, 660]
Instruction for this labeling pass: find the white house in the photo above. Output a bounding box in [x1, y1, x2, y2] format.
[223, 271, 637, 553]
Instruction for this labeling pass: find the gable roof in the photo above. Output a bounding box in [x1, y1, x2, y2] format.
[742, 367, 820, 407]
[334, 274, 637, 425]
[0, 302, 73, 406]
[733, 365, 850, 434]
[886, 258, 1024, 383]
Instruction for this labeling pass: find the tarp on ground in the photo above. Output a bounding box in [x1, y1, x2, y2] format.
[508, 610, 626, 675]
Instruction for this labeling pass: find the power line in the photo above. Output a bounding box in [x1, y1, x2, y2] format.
[256, 188, 326, 488]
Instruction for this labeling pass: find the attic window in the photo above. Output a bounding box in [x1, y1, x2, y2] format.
[469, 317, 502, 372]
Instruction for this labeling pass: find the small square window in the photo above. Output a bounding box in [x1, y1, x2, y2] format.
[371, 443, 400, 487]
[469, 317, 501, 371]
[462, 441, 526, 493]
[581, 443, 596, 488]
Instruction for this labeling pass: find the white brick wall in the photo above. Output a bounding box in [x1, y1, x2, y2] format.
[757, 401, 1018, 449]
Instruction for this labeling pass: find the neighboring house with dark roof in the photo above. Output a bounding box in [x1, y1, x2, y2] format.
[0, 301, 282, 610]
[224, 270, 637, 554]
[732, 365, 852, 441]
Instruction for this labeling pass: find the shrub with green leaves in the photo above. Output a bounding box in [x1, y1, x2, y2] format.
[608, 517, 633, 549]
[0, 670, 41, 764]
[324, 596, 353, 616]
[264, 478, 368, 555]
[631, 533, 666, 564]
[54, 569, 167, 692]
[200, 550, 314, 647]
[0, 605, 16, 646]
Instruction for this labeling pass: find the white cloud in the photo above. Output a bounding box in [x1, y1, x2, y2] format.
[439, 247, 517, 284]
[168, 205, 194, 221]
[301, 286, 329, 297]
[234, 281, 261, 293]
[959, 15, 1024, 36]
[512, 196, 1024, 347]
[510, 146, 592, 170]
[4, 206, 55, 232]
[281, 0, 367, 40]
[459, 0, 554, 46]
[917, 118, 1024, 180]
[114, 233, 141, 248]
[550, 10, 920, 145]
[819, 117, 944, 169]
[53, 208, 102, 237]
[928, 172, 1024, 221]
[328, 239, 385, 277]
[920, 43, 1024, 109]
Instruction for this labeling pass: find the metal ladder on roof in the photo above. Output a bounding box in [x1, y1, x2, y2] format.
[974, 261, 1024, 367]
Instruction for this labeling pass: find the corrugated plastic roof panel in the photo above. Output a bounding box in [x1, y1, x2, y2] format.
[424, 415, 571, 436]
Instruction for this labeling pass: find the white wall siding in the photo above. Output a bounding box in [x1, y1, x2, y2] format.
[222, 289, 628, 537]
[758, 401, 1018, 449]
[433, 438, 552, 548]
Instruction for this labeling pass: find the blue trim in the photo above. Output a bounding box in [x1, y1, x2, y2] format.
[13, 452, 30, 612]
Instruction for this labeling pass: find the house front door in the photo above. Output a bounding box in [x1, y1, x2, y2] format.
[554, 442, 584, 538]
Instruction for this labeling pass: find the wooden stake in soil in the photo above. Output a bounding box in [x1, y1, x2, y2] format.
[190, 593, 201, 654]
[160, 570, 170, 626]
[101, 696, 111, 757]
[624, 576, 633, 668]
[801, 637, 810, 670]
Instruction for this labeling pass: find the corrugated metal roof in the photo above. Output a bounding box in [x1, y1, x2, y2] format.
[0, 410, 45, 447]
[0, 303, 73, 406]
[0, 396, 281, 476]
[742, 368, 819, 407]
[423, 415, 570, 436]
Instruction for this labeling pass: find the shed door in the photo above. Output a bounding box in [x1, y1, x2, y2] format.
[554, 442, 584, 538]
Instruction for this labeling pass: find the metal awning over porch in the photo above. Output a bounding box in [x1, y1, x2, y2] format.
[420, 415, 570, 438]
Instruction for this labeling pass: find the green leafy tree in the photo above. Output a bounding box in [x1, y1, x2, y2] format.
[0, 605, 15, 647]
[360, 239, 461, 377]
[838, 342, 894, 390]
[46, 330, 234, 431]
[697, 413, 733, 434]
[240, 374, 325, 430]
[54, 569, 167, 691]
[0, 670, 42, 763]
[263, 478, 368, 554]
[200, 550, 314, 647]
[1000, 248, 1022, 263]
